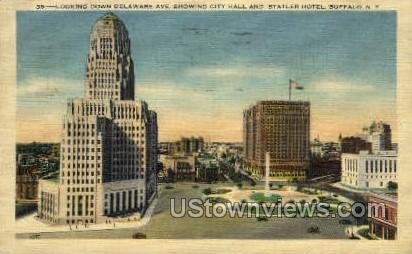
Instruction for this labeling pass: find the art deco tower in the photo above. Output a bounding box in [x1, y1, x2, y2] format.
[84, 12, 134, 100]
[38, 13, 158, 225]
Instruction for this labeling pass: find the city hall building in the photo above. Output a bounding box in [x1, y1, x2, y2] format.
[243, 101, 310, 181]
[37, 13, 158, 225]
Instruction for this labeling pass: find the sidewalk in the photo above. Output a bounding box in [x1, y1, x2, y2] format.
[331, 182, 369, 194]
[15, 197, 158, 234]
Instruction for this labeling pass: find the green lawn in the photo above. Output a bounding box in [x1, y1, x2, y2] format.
[250, 192, 281, 203]
[358, 228, 375, 240]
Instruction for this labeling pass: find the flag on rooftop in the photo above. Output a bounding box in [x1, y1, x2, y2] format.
[289, 79, 304, 90]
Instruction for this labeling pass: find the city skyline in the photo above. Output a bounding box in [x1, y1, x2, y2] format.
[17, 11, 397, 143]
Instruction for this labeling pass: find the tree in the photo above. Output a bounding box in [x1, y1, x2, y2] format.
[387, 181, 398, 190]
[203, 187, 212, 195]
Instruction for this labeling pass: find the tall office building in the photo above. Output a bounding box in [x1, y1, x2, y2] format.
[243, 101, 310, 181]
[38, 13, 158, 225]
[361, 121, 392, 153]
[341, 122, 397, 189]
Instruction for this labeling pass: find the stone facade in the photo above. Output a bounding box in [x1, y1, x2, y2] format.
[84, 12, 134, 100]
[38, 13, 158, 225]
[341, 150, 397, 189]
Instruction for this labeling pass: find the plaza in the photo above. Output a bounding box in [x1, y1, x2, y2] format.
[17, 182, 354, 239]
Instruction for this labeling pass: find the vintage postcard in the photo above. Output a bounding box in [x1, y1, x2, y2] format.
[1, 0, 412, 253]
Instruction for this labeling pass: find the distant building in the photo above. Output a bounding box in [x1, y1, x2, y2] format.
[197, 157, 221, 182]
[361, 121, 392, 153]
[369, 193, 397, 239]
[160, 154, 197, 181]
[243, 101, 310, 181]
[321, 141, 340, 160]
[340, 136, 372, 154]
[168, 137, 204, 155]
[310, 138, 323, 158]
[37, 13, 158, 225]
[340, 121, 397, 189]
[309, 138, 341, 179]
[16, 165, 39, 200]
[341, 150, 397, 189]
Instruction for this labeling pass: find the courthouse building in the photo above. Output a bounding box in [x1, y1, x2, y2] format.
[243, 101, 310, 181]
[38, 13, 158, 224]
[341, 121, 397, 189]
[341, 150, 397, 189]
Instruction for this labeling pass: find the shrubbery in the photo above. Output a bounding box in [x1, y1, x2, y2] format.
[132, 232, 147, 239]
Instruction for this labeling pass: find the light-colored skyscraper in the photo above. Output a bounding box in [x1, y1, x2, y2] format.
[38, 13, 158, 225]
[361, 121, 392, 153]
[341, 121, 397, 189]
[243, 101, 310, 181]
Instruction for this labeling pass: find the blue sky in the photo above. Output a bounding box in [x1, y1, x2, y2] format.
[17, 11, 396, 142]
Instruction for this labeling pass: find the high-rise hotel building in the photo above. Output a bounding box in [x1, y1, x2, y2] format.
[243, 101, 310, 181]
[38, 13, 158, 224]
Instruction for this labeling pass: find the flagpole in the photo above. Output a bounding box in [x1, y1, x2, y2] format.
[289, 79, 291, 101]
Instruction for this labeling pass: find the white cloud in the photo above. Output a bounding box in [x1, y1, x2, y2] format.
[312, 80, 375, 93]
[17, 77, 82, 98]
[184, 64, 285, 79]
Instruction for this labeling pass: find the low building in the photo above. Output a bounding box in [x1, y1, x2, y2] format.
[341, 150, 397, 189]
[160, 154, 197, 181]
[16, 171, 39, 200]
[167, 137, 204, 155]
[38, 179, 60, 223]
[368, 193, 397, 239]
[197, 157, 221, 182]
[340, 136, 371, 154]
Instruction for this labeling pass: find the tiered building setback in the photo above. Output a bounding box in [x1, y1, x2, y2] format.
[38, 13, 158, 225]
